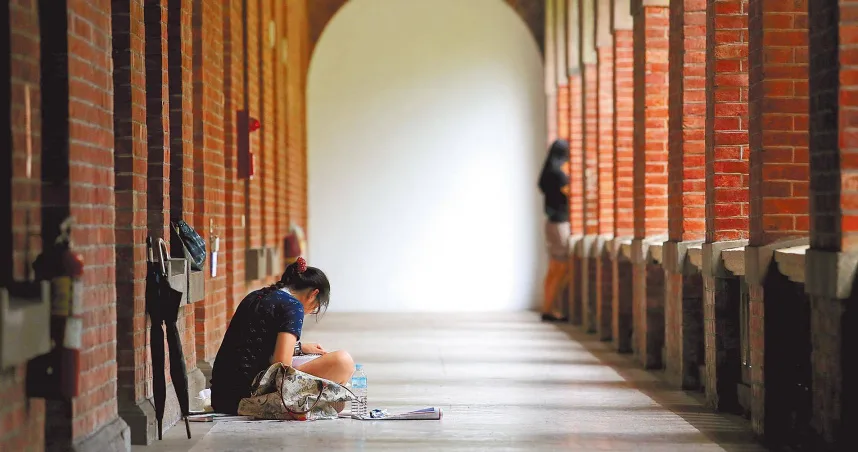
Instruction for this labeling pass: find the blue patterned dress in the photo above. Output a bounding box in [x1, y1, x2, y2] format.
[210, 288, 304, 414]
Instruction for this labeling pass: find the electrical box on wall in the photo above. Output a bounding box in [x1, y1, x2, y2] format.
[237, 109, 260, 179]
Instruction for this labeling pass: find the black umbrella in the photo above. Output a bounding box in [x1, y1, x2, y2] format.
[146, 237, 192, 440]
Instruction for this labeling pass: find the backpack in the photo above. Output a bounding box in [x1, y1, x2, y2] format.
[171, 219, 207, 271]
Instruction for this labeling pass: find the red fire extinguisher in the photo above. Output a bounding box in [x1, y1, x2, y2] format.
[27, 217, 84, 400]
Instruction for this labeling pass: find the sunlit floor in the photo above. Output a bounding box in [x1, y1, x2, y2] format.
[137, 312, 767, 451]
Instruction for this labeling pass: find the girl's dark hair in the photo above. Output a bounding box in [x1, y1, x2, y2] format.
[280, 260, 331, 315]
[254, 259, 331, 316]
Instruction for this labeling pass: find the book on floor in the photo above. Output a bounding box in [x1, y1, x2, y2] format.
[341, 407, 443, 420]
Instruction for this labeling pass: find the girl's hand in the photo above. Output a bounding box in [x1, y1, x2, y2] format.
[560, 184, 570, 196]
[301, 342, 327, 355]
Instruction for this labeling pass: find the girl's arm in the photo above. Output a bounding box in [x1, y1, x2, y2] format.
[273, 332, 298, 366]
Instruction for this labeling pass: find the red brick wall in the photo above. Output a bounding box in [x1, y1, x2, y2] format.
[748, 0, 809, 247]
[613, 28, 634, 239]
[557, 84, 570, 141]
[808, 0, 839, 251]
[705, 0, 749, 243]
[632, 5, 669, 239]
[569, 74, 585, 235]
[1, 0, 46, 449]
[286, 0, 309, 232]
[1, 0, 307, 447]
[225, 0, 247, 316]
[747, 0, 809, 436]
[62, 0, 120, 439]
[167, 0, 198, 404]
[192, 0, 228, 363]
[583, 64, 599, 236]
[668, 0, 706, 242]
[597, 46, 615, 236]
[113, 0, 149, 415]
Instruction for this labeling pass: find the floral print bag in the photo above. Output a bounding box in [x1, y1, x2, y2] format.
[237, 362, 355, 421]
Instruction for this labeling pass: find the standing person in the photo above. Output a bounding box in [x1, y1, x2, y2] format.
[538, 139, 571, 322]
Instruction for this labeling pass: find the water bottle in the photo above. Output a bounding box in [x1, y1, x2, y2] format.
[350, 364, 368, 418]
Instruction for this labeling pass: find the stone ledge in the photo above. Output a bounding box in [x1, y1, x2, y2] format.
[649, 241, 664, 265]
[610, 236, 633, 261]
[688, 243, 703, 270]
[568, 234, 585, 258]
[662, 240, 705, 275]
[580, 234, 613, 259]
[722, 247, 746, 276]
[73, 416, 130, 452]
[575, 234, 599, 259]
[805, 249, 858, 299]
[702, 240, 749, 277]
[630, 235, 669, 265]
[774, 245, 810, 284]
[744, 237, 810, 287]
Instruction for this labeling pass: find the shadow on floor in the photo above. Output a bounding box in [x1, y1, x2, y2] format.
[553, 323, 768, 452]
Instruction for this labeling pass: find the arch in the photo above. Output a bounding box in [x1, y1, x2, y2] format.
[307, 0, 546, 61]
[306, 0, 546, 311]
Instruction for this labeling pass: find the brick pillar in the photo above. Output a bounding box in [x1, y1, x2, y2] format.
[224, 0, 247, 317]
[580, 0, 600, 334]
[112, 0, 155, 445]
[702, 0, 749, 413]
[631, 0, 669, 369]
[746, 0, 810, 439]
[806, 0, 858, 448]
[663, 0, 707, 390]
[556, 0, 570, 142]
[0, 0, 46, 449]
[167, 0, 207, 418]
[593, 0, 615, 342]
[611, 0, 634, 353]
[192, 0, 227, 377]
[545, 0, 558, 143]
[567, 0, 585, 325]
[39, 0, 131, 449]
[285, 0, 309, 233]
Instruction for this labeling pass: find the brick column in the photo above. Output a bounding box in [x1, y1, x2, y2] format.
[745, 0, 811, 439]
[192, 0, 228, 376]
[112, 0, 155, 445]
[167, 0, 207, 418]
[593, 0, 615, 342]
[702, 0, 749, 413]
[663, 0, 706, 390]
[545, 0, 558, 144]
[806, 0, 858, 448]
[580, 0, 600, 334]
[567, 0, 586, 325]
[225, 0, 247, 316]
[41, 0, 130, 449]
[631, 0, 669, 369]
[556, 0, 570, 142]
[610, 0, 634, 353]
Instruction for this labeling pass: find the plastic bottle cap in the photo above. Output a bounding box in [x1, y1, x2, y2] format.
[355, 364, 363, 370]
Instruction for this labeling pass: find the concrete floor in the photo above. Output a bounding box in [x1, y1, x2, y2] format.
[136, 312, 767, 451]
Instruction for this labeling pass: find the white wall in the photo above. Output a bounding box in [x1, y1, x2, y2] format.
[307, 0, 547, 312]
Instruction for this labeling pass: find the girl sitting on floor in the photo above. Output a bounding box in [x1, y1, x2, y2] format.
[209, 257, 355, 414]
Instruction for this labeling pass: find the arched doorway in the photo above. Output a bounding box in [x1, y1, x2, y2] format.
[307, 0, 546, 312]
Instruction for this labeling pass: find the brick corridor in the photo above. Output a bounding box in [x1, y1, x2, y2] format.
[141, 313, 766, 452]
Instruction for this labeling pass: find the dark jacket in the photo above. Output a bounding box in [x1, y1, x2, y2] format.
[538, 139, 570, 223]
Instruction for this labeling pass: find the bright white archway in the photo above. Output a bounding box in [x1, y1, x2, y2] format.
[307, 0, 547, 312]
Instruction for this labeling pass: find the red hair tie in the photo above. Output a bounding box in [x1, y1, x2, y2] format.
[295, 257, 307, 273]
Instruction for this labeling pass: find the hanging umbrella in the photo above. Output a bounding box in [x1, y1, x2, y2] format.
[146, 237, 192, 440]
